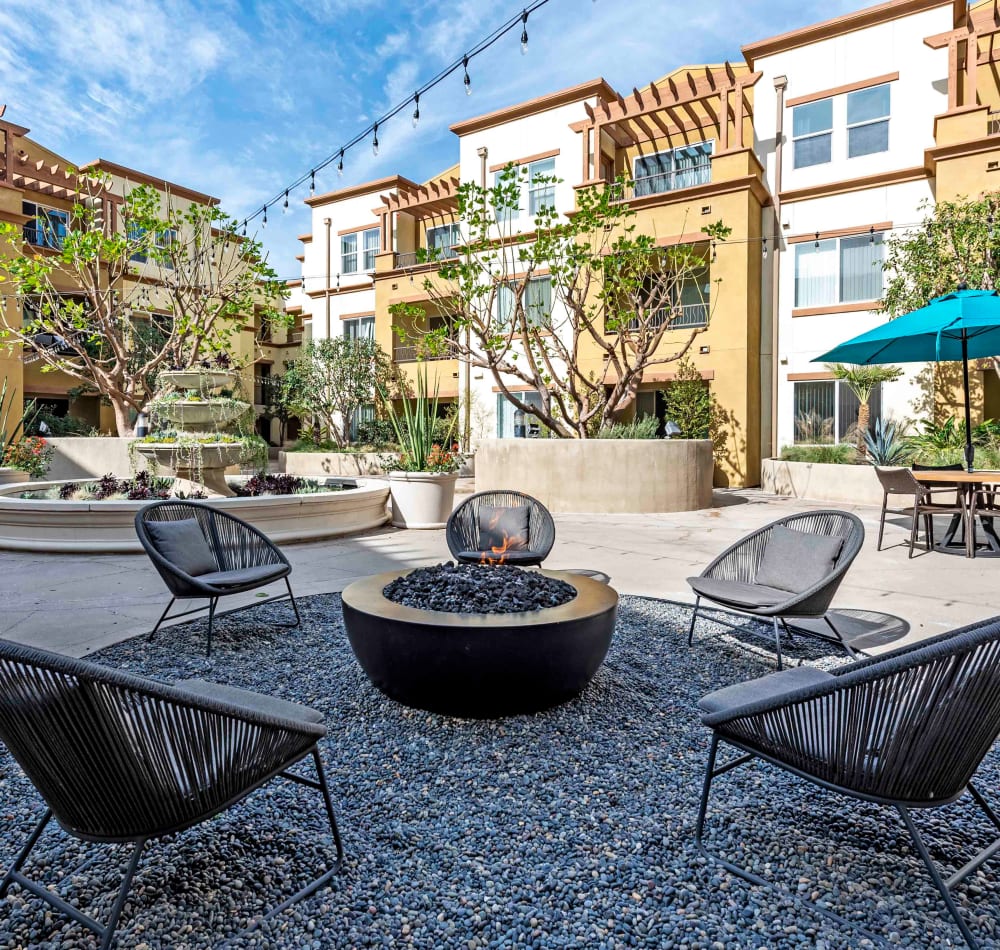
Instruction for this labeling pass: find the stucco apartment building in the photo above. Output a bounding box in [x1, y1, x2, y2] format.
[0, 116, 292, 436]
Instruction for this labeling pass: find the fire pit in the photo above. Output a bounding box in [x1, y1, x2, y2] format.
[341, 565, 618, 718]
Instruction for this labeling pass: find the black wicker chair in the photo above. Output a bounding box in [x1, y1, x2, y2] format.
[0, 638, 344, 949]
[696, 616, 1000, 949]
[446, 490, 556, 567]
[136, 501, 300, 656]
[687, 510, 865, 668]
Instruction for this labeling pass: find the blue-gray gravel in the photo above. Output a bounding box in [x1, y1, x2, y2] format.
[0, 595, 997, 948]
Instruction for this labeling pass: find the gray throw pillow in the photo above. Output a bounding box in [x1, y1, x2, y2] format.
[754, 526, 844, 595]
[145, 518, 218, 577]
[478, 505, 530, 552]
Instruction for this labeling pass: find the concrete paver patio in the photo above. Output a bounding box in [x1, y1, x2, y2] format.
[1, 489, 998, 657]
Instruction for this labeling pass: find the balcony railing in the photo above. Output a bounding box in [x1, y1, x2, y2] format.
[621, 302, 709, 332]
[393, 342, 457, 363]
[254, 375, 282, 406]
[393, 246, 459, 269]
[611, 166, 712, 202]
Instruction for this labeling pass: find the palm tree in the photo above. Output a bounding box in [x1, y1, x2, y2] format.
[827, 363, 903, 461]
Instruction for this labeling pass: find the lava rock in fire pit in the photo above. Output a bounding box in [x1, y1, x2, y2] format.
[383, 562, 577, 614]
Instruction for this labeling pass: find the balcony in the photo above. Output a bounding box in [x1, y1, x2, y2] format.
[619, 302, 709, 333]
[393, 246, 459, 270]
[611, 166, 712, 203]
[393, 341, 457, 363]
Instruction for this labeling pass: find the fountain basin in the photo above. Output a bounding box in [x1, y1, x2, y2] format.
[135, 442, 244, 497]
[0, 478, 390, 553]
[154, 402, 246, 432]
[158, 369, 237, 391]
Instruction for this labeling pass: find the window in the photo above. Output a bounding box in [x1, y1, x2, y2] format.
[362, 227, 380, 271]
[527, 158, 556, 214]
[497, 391, 544, 438]
[633, 142, 713, 196]
[341, 233, 357, 273]
[343, 316, 374, 341]
[22, 201, 68, 249]
[619, 270, 710, 331]
[349, 403, 375, 441]
[794, 233, 884, 308]
[847, 83, 890, 158]
[496, 277, 552, 329]
[792, 98, 833, 168]
[128, 226, 177, 265]
[427, 223, 461, 259]
[793, 379, 883, 444]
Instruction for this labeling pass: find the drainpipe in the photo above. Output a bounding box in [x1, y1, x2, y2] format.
[461, 146, 488, 453]
[324, 217, 332, 339]
[770, 76, 787, 461]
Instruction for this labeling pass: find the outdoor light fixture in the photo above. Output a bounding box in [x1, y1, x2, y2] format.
[664, 420, 682, 439]
[520, 10, 529, 54]
[372, 123, 379, 156]
[412, 92, 420, 128]
[463, 55, 472, 95]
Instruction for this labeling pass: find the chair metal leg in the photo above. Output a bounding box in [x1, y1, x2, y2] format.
[286, 577, 302, 628]
[877, 497, 887, 551]
[0, 808, 51, 898]
[909, 504, 921, 558]
[99, 838, 146, 950]
[206, 597, 218, 658]
[898, 805, 981, 949]
[687, 596, 701, 646]
[823, 614, 859, 659]
[148, 598, 176, 642]
[772, 616, 784, 670]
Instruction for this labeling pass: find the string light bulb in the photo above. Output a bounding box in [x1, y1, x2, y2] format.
[814, 231, 820, 249]
[520, 10, 529, 54]
[309, 171, 315, 196]
[262, 205, 267, 229]
[241, 221, 247, 237]
[282, 190, 289, 215]
[711, 242, 717, 263]
[762, 236, 768, 259]
[463, 55, 472, 95]
[338, 149, 344, 177]
[412, 92, 420, 129]
[372, 122, 379, 156]
[869, 226, 875, 245]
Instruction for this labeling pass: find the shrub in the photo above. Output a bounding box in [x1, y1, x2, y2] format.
[779, 444, 856, 464]
[595, 416, 660, 439]
[864, 417, 912, 466]
[2, 437, 53, 478]
[233, 472, 322, 497]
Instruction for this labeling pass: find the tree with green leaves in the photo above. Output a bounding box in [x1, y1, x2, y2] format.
[281, 337, 391, 448]
[390, 166, 730, 438]
[662, 356, 729, 459]
[0, 172, 286, 435]
[827, 363, 903, 460]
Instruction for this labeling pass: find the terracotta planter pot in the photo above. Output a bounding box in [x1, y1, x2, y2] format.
[0, 468, 29, 486]
[387, 471, 459, 529]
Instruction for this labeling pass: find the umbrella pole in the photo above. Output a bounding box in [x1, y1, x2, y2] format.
[962, 333, 975, 472]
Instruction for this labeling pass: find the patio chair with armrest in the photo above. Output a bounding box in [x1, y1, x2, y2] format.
[695, 615, 1000, 949]
[0, 638, 344, 949]
[875, 466, 969, 556]
[446, 490, 556, 567]
[686, 510, 864, 669]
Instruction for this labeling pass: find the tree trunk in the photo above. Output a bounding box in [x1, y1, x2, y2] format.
[110, 395, 133, 437]
[856, 401, 870, 461]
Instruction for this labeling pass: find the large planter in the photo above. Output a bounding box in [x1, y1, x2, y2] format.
[761, 458, 883, 507]
[388, 471, 459, 529]
[0, 468, 28, 486]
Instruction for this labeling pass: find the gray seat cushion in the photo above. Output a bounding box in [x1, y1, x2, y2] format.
[145, 518, 218, 576]
[172, 678, 324, 726]
[687, 576, 790, 609]
[698, 665, 834, 717]
[197, 563, 288, 588]
[755, 526, 844, 594]
[479, 505, 530, 552]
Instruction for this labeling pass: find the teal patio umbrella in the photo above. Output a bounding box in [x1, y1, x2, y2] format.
[814, 287, 1000, 471]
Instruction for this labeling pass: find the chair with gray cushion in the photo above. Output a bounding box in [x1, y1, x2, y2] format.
[136, 500, 300, 656]
[0, 637, 343, 949]
[446, 490, 556, 567]
[695, 615, 1000, 949]
[686, 510, 865, 668]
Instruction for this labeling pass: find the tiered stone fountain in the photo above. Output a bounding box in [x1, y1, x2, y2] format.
[135, 368, 249, 497]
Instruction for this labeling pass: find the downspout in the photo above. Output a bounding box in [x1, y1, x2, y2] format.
[464, 146, 488, 453]
[324, 217, 332, 339]
[770, 76, 787, 460]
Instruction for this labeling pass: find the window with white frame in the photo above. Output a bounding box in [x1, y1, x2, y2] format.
[128, 226, 177, 266]
[496, 276, 552, 329]
[22, 201, 69, 250]
[341, 233, 358, 273]
[343, 316, 375, 341]
[497, 391, 545, 438]
[793, 379, 883, 444]
[633, 142, 713, 196]
[362, 227, 380, 271]
[847, 84, 890, 158]
[527, 158, 556, 214]
[792, 99, 833, 169]
[427, 223, 461, 258]
[794, 232, 884, 308]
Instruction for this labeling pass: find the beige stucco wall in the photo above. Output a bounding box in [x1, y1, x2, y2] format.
[761, 457, 883, 507]
[475, 438, 713, 513]
[280, 451, 388, 476]
[45, 437, 148, 480]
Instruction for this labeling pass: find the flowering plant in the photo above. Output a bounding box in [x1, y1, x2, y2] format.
[3, 436, 53, 478]
[390, 442, 459, 473]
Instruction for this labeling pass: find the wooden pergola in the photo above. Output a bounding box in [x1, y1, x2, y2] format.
[374, 172, 460, 256]
[924, 1, 1000, 112]
[572, 63, 762, 182]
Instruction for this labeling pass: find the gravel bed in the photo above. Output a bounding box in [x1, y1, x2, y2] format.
[383, 563, 577, 614]
[0, 595, 998, 948]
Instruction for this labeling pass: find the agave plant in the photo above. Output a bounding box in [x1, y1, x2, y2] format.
[864, 417, 911, 466]
[379, 364, 457, 472]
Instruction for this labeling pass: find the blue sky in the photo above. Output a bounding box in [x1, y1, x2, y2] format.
[1, 0, 860, 280]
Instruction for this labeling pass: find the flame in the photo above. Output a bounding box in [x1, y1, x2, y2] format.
[479, 509, 512, 566]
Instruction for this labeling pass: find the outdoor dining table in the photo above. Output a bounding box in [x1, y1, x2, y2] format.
[914, 469, 1000, 558]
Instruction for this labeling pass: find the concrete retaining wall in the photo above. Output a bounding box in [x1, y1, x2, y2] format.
[280, 451, 387, 476]
[761, 458, 883, 507]
[45, 438, 146, 479]
[475, 439, 713, 513]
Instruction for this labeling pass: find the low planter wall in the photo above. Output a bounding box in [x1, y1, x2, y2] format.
[761, 458, 883, 507]
[475, 439, 713, 513]
[280, 451, 387, 477]
[45, 438, 147, 480]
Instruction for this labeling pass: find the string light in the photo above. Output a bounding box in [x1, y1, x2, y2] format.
[262, 205, 267, 229]
[463, 55, 472, 95]
[372, 122, 379, 157]
[762, 236, 768, 259]
[520, 10, 529, 54]
[412, 92, 420, 129]
[309, 171, 315, 196]
[338, 150, 344, 177]
[814, 231, 820, 248]
[711, 242, 717, 263]
[869, 226, 875, 245]
[282, 190, 289, 214]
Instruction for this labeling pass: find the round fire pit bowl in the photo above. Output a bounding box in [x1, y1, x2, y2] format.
[341, 569, 618, 718]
